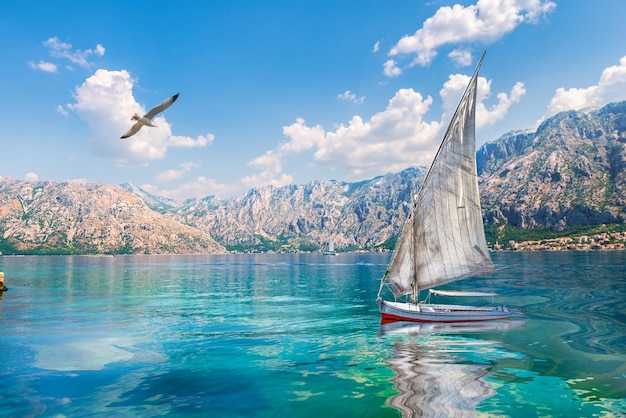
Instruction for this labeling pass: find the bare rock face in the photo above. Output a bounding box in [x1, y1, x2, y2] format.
[171, 168, 427, 251]
[170, 102, 625, 250]
[1, 101, 625, 254]
[478, 103, 626, 230]
[0, 180, 225, 254]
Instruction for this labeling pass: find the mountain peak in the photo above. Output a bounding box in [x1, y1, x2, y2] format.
[1, 102, 625, 254]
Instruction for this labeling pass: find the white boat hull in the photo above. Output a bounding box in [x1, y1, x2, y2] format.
[378, 299, 525, 323]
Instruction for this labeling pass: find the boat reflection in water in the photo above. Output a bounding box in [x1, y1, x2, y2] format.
[380, 320, 525, 417]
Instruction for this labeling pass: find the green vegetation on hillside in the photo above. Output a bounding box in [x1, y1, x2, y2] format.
[224, 234, 318, 253]
[485, 223, 626, 248]
[374, 235, 397, 251]
[3, 224, 624, 255]
[0, 237, 18, 255]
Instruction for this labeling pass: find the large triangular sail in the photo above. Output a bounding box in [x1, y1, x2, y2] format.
[383, 52, 493, 299]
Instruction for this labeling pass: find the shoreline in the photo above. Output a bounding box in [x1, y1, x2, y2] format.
[1, 246, 625, 257]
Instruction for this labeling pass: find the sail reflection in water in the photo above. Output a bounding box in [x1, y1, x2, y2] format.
[381, 321, 524, 417]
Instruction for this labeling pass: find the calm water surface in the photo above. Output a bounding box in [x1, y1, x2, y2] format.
[0, 252, 624, 417]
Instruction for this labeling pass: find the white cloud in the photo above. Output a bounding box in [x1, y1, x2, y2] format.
[240, 155, 294, 189]
[243, 90, 439, 186]
[142, 176, 235, 201]
[156, 162, 198, 182]
[244, 75, 524, 187]
[24, 172, 39, 181]
[387, 0, 556, 71]
[479, 81, 526, 126]
[279, 119, 326, 154]
[448, 49, 473, 66]
[43, 37, 105, 69]
[440, 74, 526, 128]
[373, 40, 381, 53]
[67, 69, 213, 167]
[315, 90, 441, 176]
[383, 59, 401, 77]
[167, 134, 214, 148]
[338, 90, 365, 104]
[56, 104, 69, 117]
[239, 119, 332, 189]
[542, 55, 626, 121]
[29, 60, 58, 73]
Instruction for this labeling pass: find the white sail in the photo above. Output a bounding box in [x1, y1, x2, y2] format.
[384, 211, 416, 296]
[384, 52, 493, 298]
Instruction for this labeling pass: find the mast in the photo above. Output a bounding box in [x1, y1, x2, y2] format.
[381, 51, 492, 299]
[411, 192, 419, 303]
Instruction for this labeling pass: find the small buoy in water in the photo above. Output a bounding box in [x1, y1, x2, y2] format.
[0, 272, 7, 291]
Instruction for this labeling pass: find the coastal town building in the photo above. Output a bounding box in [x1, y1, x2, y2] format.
[500, 231, 626, 251]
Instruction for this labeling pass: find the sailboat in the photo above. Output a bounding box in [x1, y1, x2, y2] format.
[323, 236, 336, 256]
[376, 52, 524, 323]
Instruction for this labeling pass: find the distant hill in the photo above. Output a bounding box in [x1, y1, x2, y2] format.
[120, 182, 178, 213]
[167, 102, 625, 252]
[478, 101, 626, 230]
[0, 179, 225, 255]
[0, 101, 624, 254]
[169, 167, 427, 252]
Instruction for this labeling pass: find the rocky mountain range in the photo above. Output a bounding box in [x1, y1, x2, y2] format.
[478, 101, 626, 230]
[167, 167, 426, 252]
[0, 179, 225, 255]
[1, 101, 624, 254]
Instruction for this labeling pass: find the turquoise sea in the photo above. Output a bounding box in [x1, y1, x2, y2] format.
[0, 252, 624, 417]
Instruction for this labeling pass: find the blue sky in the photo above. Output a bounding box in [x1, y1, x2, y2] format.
[2, 0, 626, 200]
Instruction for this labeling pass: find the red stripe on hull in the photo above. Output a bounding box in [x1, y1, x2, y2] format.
[380, 312, 511, 324]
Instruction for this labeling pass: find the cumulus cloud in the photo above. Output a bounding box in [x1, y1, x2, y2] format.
[373, 40, 381, 53]
[240, 153, 294, 189]
[338, 90, 365, 104]
[239, 138, 307, 189]
[243, 75, 524, 188]
[141, 176, 235, 201]
[238, 120, 330, 189]
[29, 60, 58, 73]
[56, 104, 69, 117]
[440, 74, 526, 128]
[448, 49, 473, 66]
[242, 89, 439, 188]
[67, 69, 213, 167]
[156, 162, 198, 182]
[541, 55, 626, 122]
[478, 81, 526, 126]
[167, 134, 214, 148]
[383, 59, 401, 77]
[43, 36, 105, 69]
[24, 172, 39, 181]
[386, 0, 556, 74]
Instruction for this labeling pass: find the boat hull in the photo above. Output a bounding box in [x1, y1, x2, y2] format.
[378, 299, 525, 324]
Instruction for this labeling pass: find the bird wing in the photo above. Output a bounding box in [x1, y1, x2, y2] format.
[144, 93, 180, 119]
[120, 122, 143, 139]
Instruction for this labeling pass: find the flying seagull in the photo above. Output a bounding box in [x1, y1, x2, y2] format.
[120, 93, 179, 139]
